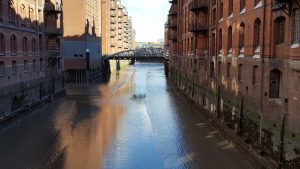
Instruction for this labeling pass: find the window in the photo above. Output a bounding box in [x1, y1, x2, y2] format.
[220, 2, 223, 19]
[269, 69, 281, 98]
[253, 18, 261, 50]
[40, 58, 43, 72]
[12, 60, 17, 75]
[0, 61, 4, 77]
[218, 61, 221, 75]
[211, 33, 216, 56]
[20, 4, 25, 26]
[293, 9, 300, 44]
[228, 26, 232, 51]
[227, 63, 231, 78]
[240, 0, 246, 12]
[11, 35, 17, 54]
[212, 8, 216, 26]
[228, 0, 233, 16]
[218, 29, 222, 52]
[32, 38, 36, 53]
[239, 23, 245, 51]
[23, 37, 28, 55]
[0, 34, 5, 54]
[275, 16, 285, 44]
[33, 59, 36, 72]
[210, 61, 215, 78]
[238, 64, 243, 81]
[252, 65, 258, 85]
[24, 60, 28, 72]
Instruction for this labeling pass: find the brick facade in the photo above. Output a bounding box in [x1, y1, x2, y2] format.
[167, 0, 300, 167]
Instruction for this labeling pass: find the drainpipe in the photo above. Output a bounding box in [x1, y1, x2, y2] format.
[259, 0, 267, 152]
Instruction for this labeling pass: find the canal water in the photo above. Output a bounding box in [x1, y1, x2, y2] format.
[0, 63, 254, 169]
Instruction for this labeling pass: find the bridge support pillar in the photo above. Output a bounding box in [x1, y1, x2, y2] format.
[164, 59, 169, 77]
[116, 59, 121, 70]
[130, 58, 135, 65]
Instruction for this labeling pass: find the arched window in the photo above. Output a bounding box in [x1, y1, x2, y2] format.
[11, 35, 17, 54]
[238, 64, 243, 81]
[293, 9, 300, 44]
[220, 2, 223, 19]
[211, 33, 216, 56]
[0, 34, 5, 54]
[20, 4, 25, 26]
[23, 37, 28, 55]
[228, 26, 232, 51]
[219, 29, 222, 52]
[212, 8, 216, 26]
[0, 61, 4, 77]
[240, 0, 246, 12]
[239, 23, 245, 51]
[40, 58, 43, 72]
[269, 69, 281, 98]
[228, 0, 233, 16]
[32, 38, 36, 53]
[12, 60, 17, 75]
[33, 59, 36, 72]
[252, 65, 258, 85]
[210, 61, 215, 78]
[253, 18, 261, 51]
[275, 16, 285, 44]
[24, 60, 28, 72]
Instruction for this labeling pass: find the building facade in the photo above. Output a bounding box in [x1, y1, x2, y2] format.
[63, 0, 102, 83]
[0, 0, 64, 117]
[101, 0, 136, 55]
[167, 0, 300, 167]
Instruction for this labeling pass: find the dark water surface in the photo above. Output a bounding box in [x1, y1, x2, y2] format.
[0, 63, 254, 169]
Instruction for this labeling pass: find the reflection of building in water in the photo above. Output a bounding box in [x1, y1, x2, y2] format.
[63, 0, 102, 83]
[54, 100, 126, 169]
[0, 0, 64, 118]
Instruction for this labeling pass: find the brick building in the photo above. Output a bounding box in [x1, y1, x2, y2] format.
[101, 0, 136, 55]
[167, 0, 300, 167]
[0, 0, 64, 118]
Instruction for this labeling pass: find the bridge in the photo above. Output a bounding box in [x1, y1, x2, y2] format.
[103, 48, 170, 76]
[104, 48, 169, 62]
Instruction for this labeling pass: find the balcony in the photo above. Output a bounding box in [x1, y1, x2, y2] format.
[110, 3, 116, 10]
[189, 22, 208, 33]
[189, 0, 208, 12]
[168, 22, 177, 29]
[46, 49, 60, 58]
[110, 12, 116, 17]
[44, 3, 62, 14]
[45, 28, 63, 36]
[168, 9, 177, 16]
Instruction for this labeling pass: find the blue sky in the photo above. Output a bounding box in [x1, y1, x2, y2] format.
[122, 0, 170, 42]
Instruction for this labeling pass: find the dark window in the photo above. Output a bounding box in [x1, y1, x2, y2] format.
[0, 34, 5, 54]
[238, 64, 243, 81]
[218, 29, 222, 52]
[228, 0, 233, 16]
[228, 26, 232, 51]
[227, 63, 231, 78]
[240, 0, 246, 12]
[275, 17, 285, 44]
[11, 35, 17, 54]
[253, 18, 261, 50]
[210, 61, 215, 78]
[40, 58, 43, 72]
[293, 9, 300, 44]
[212, 8, 216, 26]
[12, 60, 17, 75]
[252, 65, 258, 85]
[33, 59, 36, 72]
[0, 61, 4, 77]
[218, 61, 221, 75]
[24, 60, 28, 72]
[211, 33, 216, 56]
[23, 37, 28, 55]
[269, 69, 281, 98]
[239, 23, 245, 50]
[32, 38, 36, 53]
[8, 1, 16, 24]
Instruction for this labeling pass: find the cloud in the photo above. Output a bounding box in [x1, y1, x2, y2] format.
[122, 0, 170, 42]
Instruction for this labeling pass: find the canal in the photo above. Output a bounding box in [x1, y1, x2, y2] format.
[0, 63, 255, 169]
